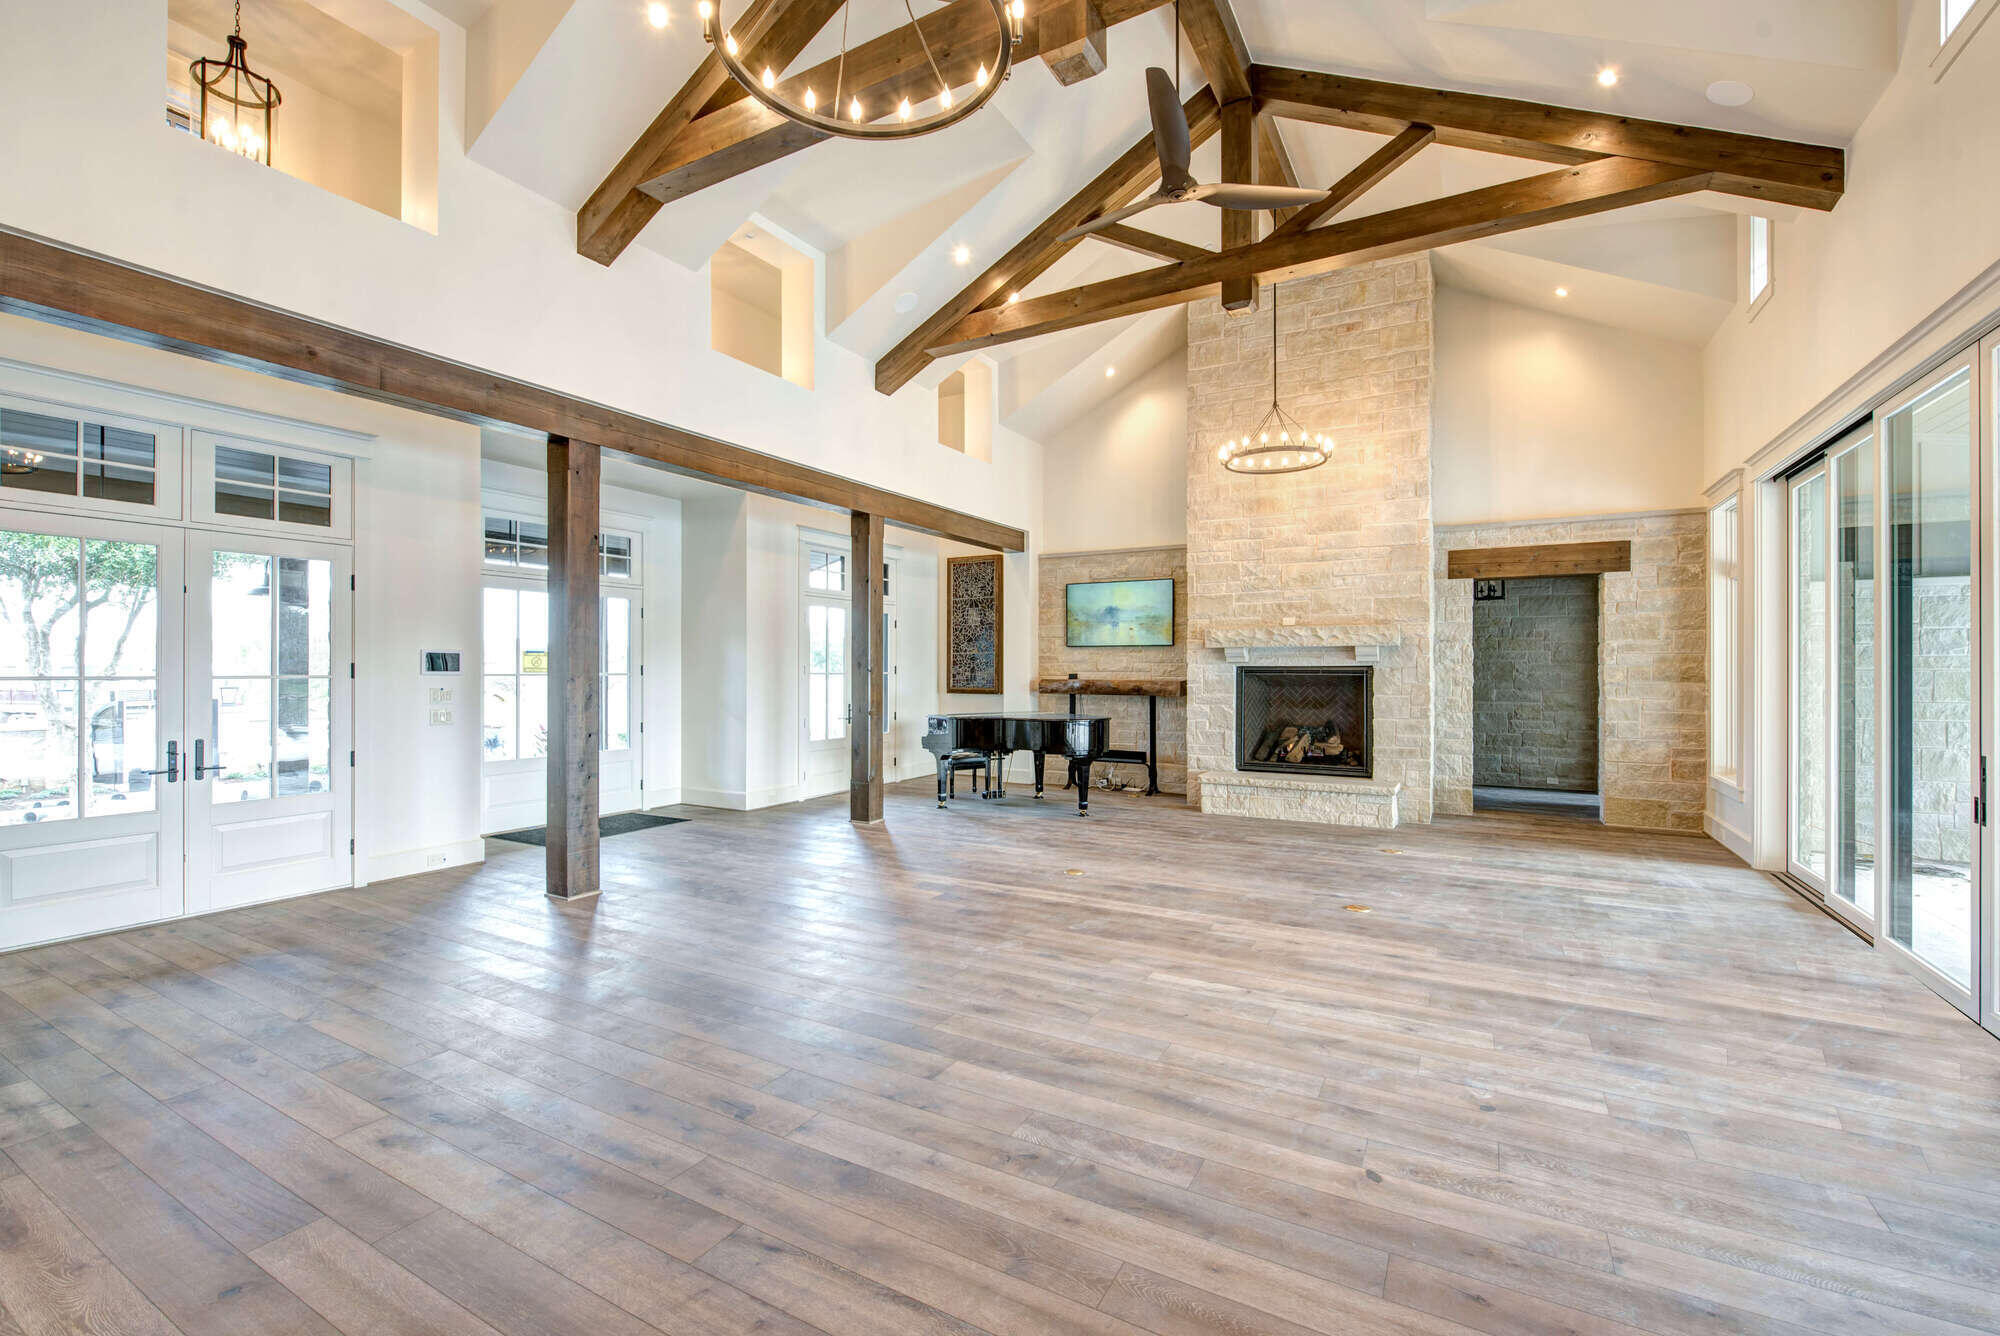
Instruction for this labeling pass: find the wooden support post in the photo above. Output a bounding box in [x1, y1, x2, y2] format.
[1220, 98, 1258, 312]
[1039, 0, 1107, 85]
[850, 510, 886, 824]
[546, 435, 602, 900]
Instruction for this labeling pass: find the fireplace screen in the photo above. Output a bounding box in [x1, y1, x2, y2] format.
[1236, 667, 1371, 777]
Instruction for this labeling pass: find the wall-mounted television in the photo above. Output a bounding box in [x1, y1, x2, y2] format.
[1065, 577, 1175, 647]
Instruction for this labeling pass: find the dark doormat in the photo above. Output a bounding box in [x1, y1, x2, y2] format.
[492, 812, 687, 847]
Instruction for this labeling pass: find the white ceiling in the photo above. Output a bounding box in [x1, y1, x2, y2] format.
[458, 0, 1905, 425]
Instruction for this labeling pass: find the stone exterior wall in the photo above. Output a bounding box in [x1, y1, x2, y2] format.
[1186, 259, 1436, 824]
[1473, 575, 1600, 792]
[1436, 512, 1707, 831]
[1036, 546, 1188, 795]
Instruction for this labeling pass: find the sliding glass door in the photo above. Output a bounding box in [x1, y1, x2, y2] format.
[1882, 358, 1979, 1012]
[1790, 464, 1830, 892]
[1832, 431, 1879, 922]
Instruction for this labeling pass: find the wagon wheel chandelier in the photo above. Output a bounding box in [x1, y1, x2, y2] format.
[190, 0, 281, 164]
[699, 0, 1023, 140]
[1217, 282, 1332, 474]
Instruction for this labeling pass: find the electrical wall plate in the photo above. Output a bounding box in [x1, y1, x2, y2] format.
[421, 651, 462, 675]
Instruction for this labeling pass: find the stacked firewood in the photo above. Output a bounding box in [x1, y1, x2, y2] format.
[1250, 724, 1356, 766]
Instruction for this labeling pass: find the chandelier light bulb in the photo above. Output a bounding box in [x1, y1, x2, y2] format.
[940, 86, 953, 109]
[850, 96, 864, 120]
[724, 31, 738, 55]
[647, 2, 669, 29]
[1260, 432, 1269, 444]
[804, 87, 816, 110]
[761, 66, 775, 89]
[976, 63, 989, 87]
[899, 97, 913, 120]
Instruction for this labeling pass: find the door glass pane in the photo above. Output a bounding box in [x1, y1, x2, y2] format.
[275, 676, 329, 795]
[274, 558, 327, 675]
[484, 675, 517, 761]
[0, 532, 81, 676]
[483, 588, 516, 674]
[87, 680, 157, 815]
[604, 675, 629, 751]
[520, 590, 548, 672]
[212, 553, 272, 675]
[605, 597, 630, 675]
[1793, 472, 1829, 881]
[212, 677, 272, 803]
[1833, 438, 1877, 916]
[520, 675, 548, 758]
[84, 540, 159, 677]
[1885, 367, 1975, 992]
[0, 680, 78, 824]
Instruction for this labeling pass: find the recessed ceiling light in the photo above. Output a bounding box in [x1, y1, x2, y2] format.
[1104, 365, 1117, 378]
[1554, 286, 1570, 298]
[951, 243, 972, 266]
[1706, 80, 1754, 107]
[1596, 66, 1619, 87]
[646, 2, 669, 28]
[893, 291, 920, 313]
[1007, 291, 1021, 304]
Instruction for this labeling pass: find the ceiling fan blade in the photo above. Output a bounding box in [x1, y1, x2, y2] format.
[1146, 67, 1194, 192]
[1196, 184, 1334, 210]
[1055, 193, 1173, 244]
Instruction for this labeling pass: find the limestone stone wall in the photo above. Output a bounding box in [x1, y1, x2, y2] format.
[1472, 575, 1600, 792]
[1036, 546, 1188, 795]
[1436, 512, 1707, 831]
[1185, 259, 1436, 823]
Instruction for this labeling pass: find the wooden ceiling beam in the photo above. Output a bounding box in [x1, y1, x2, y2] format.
[874, 86, 1222, 395]
[1252, 64, 1844, 210]
[1270, 122, 1435, 238]
[578, 0, 844, 265]
[0, 230, 1025, 551]
[1091, 224, 1211, 263]
[632, 0, 1177, 212]
[923, 156, 1710, 356]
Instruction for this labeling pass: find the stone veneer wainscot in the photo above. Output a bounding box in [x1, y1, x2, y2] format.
[1185, 258, 1436, 826]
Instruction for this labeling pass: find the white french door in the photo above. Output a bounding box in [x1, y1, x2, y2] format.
[799, 540, 898, 801]
[0, 513, 184, 948]
[184, 532, 353, 914]
[0, 518, 353, 949]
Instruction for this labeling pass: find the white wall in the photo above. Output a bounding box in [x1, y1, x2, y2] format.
[0, 0, 1044, 551]
[1434, 287, 1707, 524]
[0, 311, 485, 883]
[1041, 349, 1189, 553]
[1704, 4, 2000, 481]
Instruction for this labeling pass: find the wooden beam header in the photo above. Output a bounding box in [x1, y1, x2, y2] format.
[1447, 541, 1632, 580]
[0, 229, 1024, 552]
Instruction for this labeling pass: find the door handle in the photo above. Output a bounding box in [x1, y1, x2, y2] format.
[191, 738, 222, 779]
[142, 740, 179, 784]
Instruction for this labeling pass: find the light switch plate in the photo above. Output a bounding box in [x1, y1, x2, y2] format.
[429, 708, 453, 726]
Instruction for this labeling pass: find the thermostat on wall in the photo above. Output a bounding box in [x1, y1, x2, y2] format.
[421, 651, 462, 674]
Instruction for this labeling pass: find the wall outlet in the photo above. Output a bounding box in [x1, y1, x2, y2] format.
[429, 708, 454, 726]
[429, 686, 454, 705]
[426, 851, 448, 868]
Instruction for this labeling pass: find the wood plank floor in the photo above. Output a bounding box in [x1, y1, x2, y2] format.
[3, 781, 1998, 1336]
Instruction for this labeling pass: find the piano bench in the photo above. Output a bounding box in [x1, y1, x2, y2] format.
[942, 751, 990, 800]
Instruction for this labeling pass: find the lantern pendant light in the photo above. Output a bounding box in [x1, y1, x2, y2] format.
[191, 1, 281, 165]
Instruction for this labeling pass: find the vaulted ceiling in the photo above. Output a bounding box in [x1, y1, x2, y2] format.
[459, 0, 1899, 428]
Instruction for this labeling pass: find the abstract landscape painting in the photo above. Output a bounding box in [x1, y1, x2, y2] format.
[1066, 578, 1175, 647]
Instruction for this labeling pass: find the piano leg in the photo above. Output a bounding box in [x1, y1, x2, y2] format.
[1073, 761, 1091, 816]
[935, 756, 949, 808]
[1033, 751, 1046, 798]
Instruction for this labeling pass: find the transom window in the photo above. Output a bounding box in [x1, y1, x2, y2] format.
[483, 514, 634, 578]
[214, 445, 333, 528]
[1945, 0, 1977, 39]
[1747, 216, 1772, 311]
[1, 408, 158, 508]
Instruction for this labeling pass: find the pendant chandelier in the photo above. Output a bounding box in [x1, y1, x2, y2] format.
[190, 1, 281, 164]
[699, 0, 1022, 141]
[1217, 282, 1331, 474]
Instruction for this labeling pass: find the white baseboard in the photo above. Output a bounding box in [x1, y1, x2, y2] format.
[642, 786, 682, 809]
[678, 786, 750, 810]
[365, 838, 485, 884]
[1704, 811, 1752, 864]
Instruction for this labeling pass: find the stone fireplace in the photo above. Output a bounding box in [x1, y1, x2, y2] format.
[1237, 666, 1371, 777]
[1185, 258, 1435, 829]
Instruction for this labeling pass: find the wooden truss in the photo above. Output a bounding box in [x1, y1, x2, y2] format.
[571, 0, 1843, 395]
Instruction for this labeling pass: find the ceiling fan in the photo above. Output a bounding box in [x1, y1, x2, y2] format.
[1057, 67, 1328, 244]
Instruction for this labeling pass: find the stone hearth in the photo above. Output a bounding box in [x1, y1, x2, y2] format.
[1185, 258, 1435, 827]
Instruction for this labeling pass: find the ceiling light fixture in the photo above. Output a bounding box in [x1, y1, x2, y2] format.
[1554, 286, 1569, 298]
[1706, 80, 1754, 107]
[1104, 365, 1116, 377]
[701, 0, 1021, 141]
[190, 0, 281, 165]
[1217, 281, 1330, 476]
[1596, 66, 1619, 87]
[951, 243, 973, 266]
[646, 2, 669, 28]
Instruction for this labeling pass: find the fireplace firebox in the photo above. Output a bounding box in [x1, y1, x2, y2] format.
[1236, 667, 1372, 778]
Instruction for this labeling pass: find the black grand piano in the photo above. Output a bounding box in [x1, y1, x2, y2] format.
[922, 712, 1111, 816]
